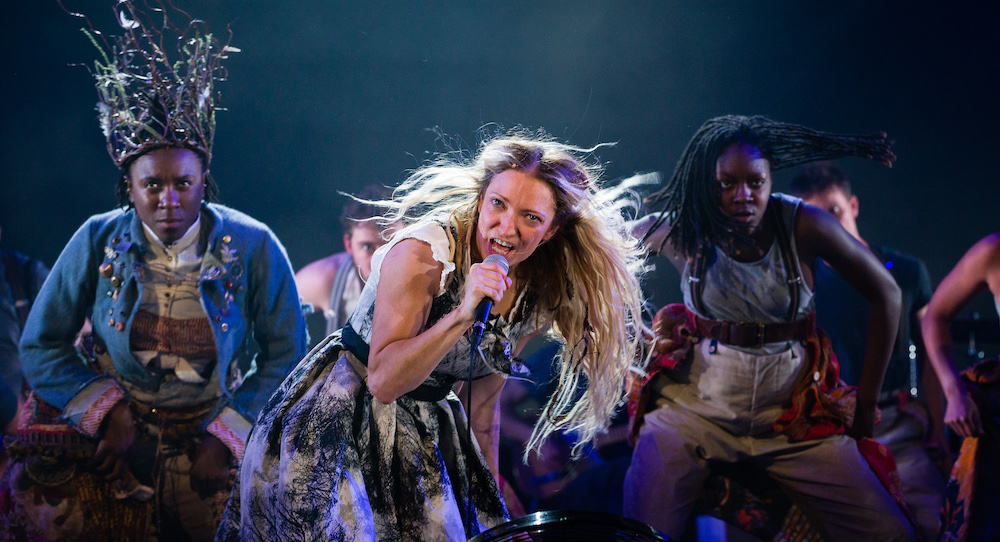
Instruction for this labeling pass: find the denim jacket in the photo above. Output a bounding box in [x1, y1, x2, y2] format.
[19, 203, 307, 458]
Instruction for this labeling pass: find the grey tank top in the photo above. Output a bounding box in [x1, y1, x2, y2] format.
[681, 193, 814, 323]
[325, 253, 358, 335]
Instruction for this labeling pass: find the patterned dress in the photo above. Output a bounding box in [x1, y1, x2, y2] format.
[216, 222, 543, 541]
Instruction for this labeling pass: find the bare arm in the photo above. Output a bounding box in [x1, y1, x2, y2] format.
[294, 254, 343, 314]
[465, 372, 507, 478]
[920, 234, 1000, 437]
[366, 239, 511, 404]
[796, 204, 902, 438]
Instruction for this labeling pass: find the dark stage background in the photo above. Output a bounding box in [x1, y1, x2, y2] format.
[3, 1, 999, 331]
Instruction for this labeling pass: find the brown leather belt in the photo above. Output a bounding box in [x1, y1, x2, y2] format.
[694, 316, 811, 348]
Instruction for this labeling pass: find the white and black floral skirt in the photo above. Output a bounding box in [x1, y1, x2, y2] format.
[215, 336, 509, 542]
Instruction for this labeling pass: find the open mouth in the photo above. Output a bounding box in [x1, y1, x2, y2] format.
[490, 238, 514, 255]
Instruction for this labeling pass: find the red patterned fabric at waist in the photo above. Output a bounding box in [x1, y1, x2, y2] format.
[628, 303, 856, 442]
[5, 393, 97, 458]
[130, 309, 217, 360]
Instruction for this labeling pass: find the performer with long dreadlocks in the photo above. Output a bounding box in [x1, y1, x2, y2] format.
[1, 3, 307, 540]
[217, 130, 646, 541]
[624, 115, 916, 540]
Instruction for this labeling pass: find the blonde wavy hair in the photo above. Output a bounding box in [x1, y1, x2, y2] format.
[376, 129, 648, 456]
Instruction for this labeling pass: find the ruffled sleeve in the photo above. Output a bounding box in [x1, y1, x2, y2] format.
[369, 221, 454, 294]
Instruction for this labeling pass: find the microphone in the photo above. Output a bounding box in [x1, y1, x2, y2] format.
[470, 253, 509, 350]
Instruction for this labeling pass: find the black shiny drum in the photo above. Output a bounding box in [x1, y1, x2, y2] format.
[469, 510, 672, 542]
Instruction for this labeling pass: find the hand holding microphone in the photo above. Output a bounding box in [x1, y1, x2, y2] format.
[470, 253, 509, 350]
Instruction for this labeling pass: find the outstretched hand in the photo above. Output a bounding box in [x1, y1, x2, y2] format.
[92, 401, 136, 480]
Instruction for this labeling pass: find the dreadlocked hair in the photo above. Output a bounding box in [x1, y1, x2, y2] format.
[643, 115, 895, 258]
[377, 128, 649, 458]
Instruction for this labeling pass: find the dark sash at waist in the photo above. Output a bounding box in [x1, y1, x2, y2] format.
[340, 323, 370, 362]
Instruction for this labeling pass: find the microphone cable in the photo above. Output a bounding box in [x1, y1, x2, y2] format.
[467, 341, 476, 536]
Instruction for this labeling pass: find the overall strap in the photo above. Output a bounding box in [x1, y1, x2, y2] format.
[769, 198, 803, 323]
[687, 245, 713, 320]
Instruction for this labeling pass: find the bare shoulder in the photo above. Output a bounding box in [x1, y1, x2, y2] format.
[631, 213, 676, 258]
[953, 233, 1000, 276]
[791, 201, 839, 259]
[966, 232, 1000, 261]
[295, 253, 349, 287]
[963, 233, 1000, 290]
[791, 201, 831, 235]
[927, 232, 1000, 316]
[295, 252, 349, 309]
[297, 252, 347, 278]
[630, 213, 662, 238]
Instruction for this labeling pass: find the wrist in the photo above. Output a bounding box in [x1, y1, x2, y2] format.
[448, 305, 477, 330]
[854, 393, 878, 410]
[941, 381, 968, 402]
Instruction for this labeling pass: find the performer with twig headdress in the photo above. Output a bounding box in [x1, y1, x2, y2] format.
[625, 115, 916, 540]
[1, 2, 307, 540]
